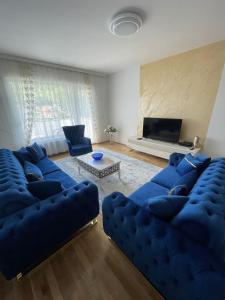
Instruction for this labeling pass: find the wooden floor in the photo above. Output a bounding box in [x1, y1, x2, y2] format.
[0, 142, 166, 300]
[53, 141, 167, 168]
[0, 219, 164, 300]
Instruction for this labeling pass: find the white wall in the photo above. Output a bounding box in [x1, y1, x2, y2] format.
[0, 101, 18, 149]
[0, 76, 25, 150]
[108, 65, 140, 144]
[91, 75, 109, 142]
[204, 65, 225, 157]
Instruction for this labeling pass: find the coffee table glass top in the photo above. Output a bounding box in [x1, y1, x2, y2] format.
[75, 152, 121, 171]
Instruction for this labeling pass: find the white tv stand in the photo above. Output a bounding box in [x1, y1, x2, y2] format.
[128, 136, 201, 159]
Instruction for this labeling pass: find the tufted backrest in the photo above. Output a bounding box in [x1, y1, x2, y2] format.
[0, 149, 27, 186]
[0, 149, 36, 219]
[172, 158, 225, 259]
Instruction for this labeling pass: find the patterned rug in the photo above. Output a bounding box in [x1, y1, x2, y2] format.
[55, 149, 162, 206]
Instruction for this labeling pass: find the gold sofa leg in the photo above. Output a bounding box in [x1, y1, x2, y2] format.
[16, 273, 23, 281]
[90, 218, 98, 226]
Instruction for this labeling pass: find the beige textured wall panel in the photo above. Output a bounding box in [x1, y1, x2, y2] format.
[139, 40, 225, 144]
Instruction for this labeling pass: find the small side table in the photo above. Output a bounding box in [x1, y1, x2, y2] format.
[108, 132, 114, 144]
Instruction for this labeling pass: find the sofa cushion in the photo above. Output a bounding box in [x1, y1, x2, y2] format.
[152, 165, 181, 189]
[26, 143, 45, 163]
[146, 195, 188, 220]
[13, 147, 32, 165]
[129, 181, 168, 206]
[44, 170, 76, 189]
[176, 154, 197, 175]
[168, 185, 188, 196]
[27, 180, 62, 200]
[35, 157, 60, 175]
[194, 153, 211, 173]
[24, 161, 43, 182]
[32, 143, 46, 160]
[169, 152, 185, 167]
[177, 153, 211, 175]
[169, 169, 198, 195]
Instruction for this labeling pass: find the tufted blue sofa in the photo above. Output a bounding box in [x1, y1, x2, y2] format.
[0, 148, 99, 280]
[102, 153, 225, 300]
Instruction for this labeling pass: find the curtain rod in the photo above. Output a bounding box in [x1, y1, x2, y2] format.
[0, 54, 106, 78]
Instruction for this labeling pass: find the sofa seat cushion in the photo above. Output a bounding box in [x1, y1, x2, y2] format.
[146, 195, 188, 220]
[44, 170, 76, 189]
[129, 181, 168, 206]
[70, 144, 92, 156]
[35, 157, 60, 175]
[152, 165, 182, 189]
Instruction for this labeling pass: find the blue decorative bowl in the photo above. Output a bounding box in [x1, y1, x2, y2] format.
[92, 152, 103, 161]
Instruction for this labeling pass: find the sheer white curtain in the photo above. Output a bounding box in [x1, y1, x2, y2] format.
[0, 59, 101, 154]
[0, 60, 26, 149]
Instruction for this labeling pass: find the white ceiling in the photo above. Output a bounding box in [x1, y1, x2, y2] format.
[0, 0, 225, 74]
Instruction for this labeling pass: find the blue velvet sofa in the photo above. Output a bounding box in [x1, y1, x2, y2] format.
[102, 153, 225, 300]
[0, 147, 99, 280]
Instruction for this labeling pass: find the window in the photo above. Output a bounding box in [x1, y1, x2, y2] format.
[31, 82, 73, 139]
[0, 59, 101, 154]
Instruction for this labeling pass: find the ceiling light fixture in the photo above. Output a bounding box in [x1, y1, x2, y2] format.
[109, 12, 143, 37]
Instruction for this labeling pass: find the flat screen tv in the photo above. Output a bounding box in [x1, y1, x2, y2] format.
[143, 118, 182, 143]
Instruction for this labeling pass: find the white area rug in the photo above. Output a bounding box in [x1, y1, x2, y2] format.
[55, 149, 161, 205]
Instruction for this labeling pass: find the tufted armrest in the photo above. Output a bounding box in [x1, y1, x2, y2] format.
[81, 137, 92, 145]
[169, 152, 185, 167]
[102, 191, 225, 300]
[0, 180, 99, 279]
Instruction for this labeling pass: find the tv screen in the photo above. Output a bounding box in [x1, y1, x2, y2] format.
[143, 118, 182, 143]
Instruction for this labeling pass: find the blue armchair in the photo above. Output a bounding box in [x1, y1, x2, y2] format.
[62, 125, 93, 156]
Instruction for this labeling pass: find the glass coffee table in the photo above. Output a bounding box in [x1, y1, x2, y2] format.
[74, 152, 121, 179]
